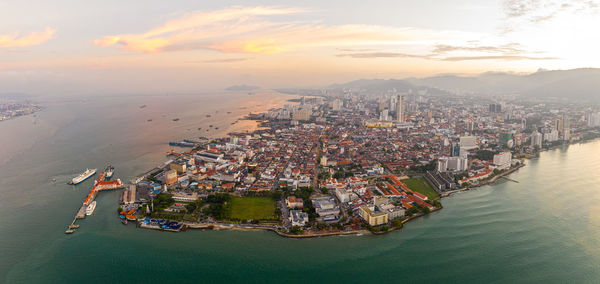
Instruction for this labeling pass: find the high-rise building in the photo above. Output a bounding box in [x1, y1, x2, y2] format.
[588, 112, 600, 127]
[459, 136, 477, 149]
[396, 95, 405, 122]
[555, 118, 563, 133]
[493, 152, 512, 170]
[292, 108, 311, 121]
[332, 99, 342, 111]
[499, 132, 514, 147]
[450, 142, 461, 157]
[562, 114, 570, 141]
[438, 157, 468, 172]
[489, 104, 502, 113]
[380, 109, 389, 121]
[531, 131, 543, 148]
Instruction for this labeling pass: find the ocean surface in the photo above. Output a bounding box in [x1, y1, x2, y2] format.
[1, 93, 600, 283]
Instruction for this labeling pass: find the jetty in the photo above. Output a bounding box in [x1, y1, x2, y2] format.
[65, 165, 124, 234]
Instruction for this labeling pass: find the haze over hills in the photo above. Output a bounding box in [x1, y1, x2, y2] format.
[225, 85, 260, 91]
[328, 68, 600, 101]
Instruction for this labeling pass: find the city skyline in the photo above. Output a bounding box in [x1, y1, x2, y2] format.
[1, 0, 599, 95]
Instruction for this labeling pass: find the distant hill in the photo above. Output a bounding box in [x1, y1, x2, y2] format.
[408, 68, 600, 100]
[328, 79, 446, 95]
[328, 68, 600, 101]
[225, 85, 260, 91]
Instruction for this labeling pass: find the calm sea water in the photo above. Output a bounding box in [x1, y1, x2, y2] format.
[1, 93, 600, 283]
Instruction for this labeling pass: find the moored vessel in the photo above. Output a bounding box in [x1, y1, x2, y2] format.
[105, 165, 115, 179]
[68, 168, 97, 185]
[86, 201, 97, 215]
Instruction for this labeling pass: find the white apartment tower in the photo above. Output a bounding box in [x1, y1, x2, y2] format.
[396, 95, 405, 122]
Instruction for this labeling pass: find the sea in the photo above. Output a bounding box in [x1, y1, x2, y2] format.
[1, 92, 600, 283]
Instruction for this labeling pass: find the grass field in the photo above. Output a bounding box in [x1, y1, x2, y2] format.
[227, 197, 277, 220]
[402, 177, 440, 200]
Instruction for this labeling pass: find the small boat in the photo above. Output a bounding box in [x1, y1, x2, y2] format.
[139, 105, 147, 109]
[121, 219, 128, 225]
[86, 201, 97, 216]
[215, 127, 219, 130]
[147, 119, 153, 122]
[65, 229, 74, 234]
[172, 118, 180, 121]
[197, 127, 202, 130]
[206, 115, 211, 118]
[209, 125, 213, 127]
[227, 111, 231, 114]
[105, 165, 115, 179]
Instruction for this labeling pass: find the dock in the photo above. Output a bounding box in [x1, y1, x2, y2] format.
[500, 176, 519, 183]
[65, 165, 124, 234]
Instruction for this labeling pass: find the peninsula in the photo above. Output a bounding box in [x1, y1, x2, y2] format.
[118, 92, 600, 237]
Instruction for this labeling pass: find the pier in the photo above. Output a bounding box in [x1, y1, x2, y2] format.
[500, 176, 519, 183]
[65, 165, 124, 234]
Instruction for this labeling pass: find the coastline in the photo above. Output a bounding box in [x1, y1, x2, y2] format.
[169, 137, 600, 238]
[125, 98, 598, 239]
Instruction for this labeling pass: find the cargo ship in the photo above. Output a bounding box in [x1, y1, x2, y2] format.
[68, 168, 97, 185]
[85, 201, 97, 215]
[168, 141, 195, 147]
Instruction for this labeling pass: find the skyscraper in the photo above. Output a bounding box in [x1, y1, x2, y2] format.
[396, 95, 404, 122]
[562, 115, 570, 141]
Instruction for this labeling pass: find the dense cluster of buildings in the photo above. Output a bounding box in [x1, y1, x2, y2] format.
[0, 101, 42, 121]
[122, 88, 600, 233]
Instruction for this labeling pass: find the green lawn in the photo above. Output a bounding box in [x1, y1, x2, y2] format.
[227, 197, 277, 220]
[402, 177, 439, 200]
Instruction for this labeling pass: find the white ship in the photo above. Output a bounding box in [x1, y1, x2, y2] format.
[69, 168, 97, 185]
[86, 201, 97, 215]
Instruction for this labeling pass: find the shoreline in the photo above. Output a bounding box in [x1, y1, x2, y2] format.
[125, 100, 598, 239]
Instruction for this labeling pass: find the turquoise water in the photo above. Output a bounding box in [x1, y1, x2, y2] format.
[1, 94, 600, 283]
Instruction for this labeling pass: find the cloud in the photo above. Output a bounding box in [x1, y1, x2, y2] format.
[502, 0, 600, 24]
[337, 42, 557, 62]
[0, 27, 56, 48]
[432, 43, 525, 55]
[201, 57, 252, 63]
[441, 55, 558, 61]
[93, 6, 475, 54]
[336, 52, 427, 59]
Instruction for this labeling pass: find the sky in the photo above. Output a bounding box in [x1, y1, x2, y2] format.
[0, 0, 599, 95]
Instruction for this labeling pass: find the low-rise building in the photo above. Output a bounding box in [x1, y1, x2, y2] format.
[359, 205, 388, 226]
[289, 210, 309, 227]
[286, 196, 304, 209]
[311, 196, 340, 219]
[165, 169, 178, 185]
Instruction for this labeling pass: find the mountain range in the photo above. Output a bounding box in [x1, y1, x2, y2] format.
[328, 68, 600, 101]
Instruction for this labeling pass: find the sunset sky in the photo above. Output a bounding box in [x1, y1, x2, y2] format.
[1, 0, 599, 95]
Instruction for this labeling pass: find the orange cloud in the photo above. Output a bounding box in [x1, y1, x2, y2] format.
[93, 6, 475, 55]
[0, 27, 56, 48]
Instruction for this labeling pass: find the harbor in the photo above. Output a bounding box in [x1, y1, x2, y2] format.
[65, 165, 124, 234]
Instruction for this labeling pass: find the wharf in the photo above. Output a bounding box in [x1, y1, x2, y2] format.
[65, 165, 124, 234]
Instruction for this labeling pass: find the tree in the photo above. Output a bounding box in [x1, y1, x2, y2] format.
[289, 226, 303, 235]
[185, 203, 197, 212]
[274, 208, 282, 217]
[476, 150, 497, 161]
